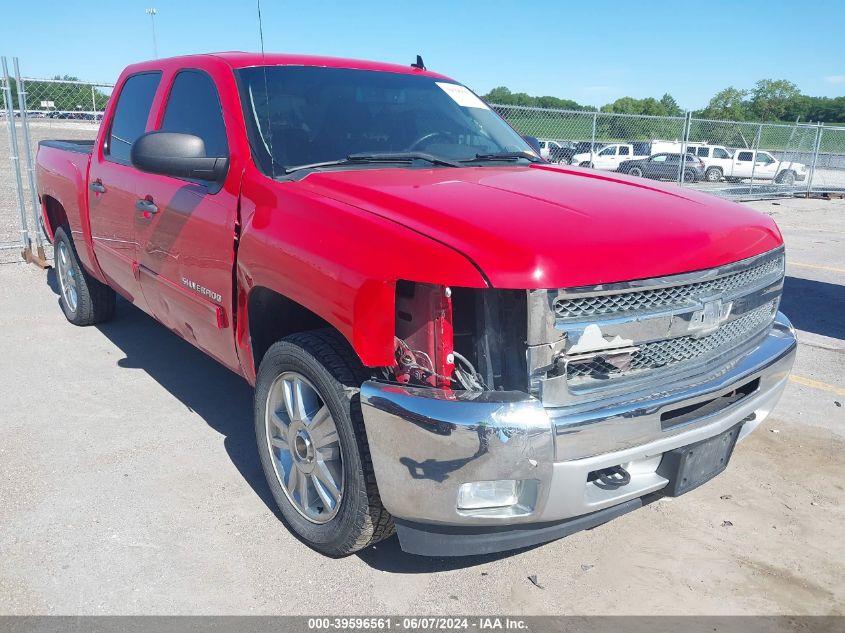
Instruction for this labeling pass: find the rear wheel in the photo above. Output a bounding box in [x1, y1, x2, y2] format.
[254, 329, 393, 556]
[54, 226, 115, 326]
[704, 167, 723, 182]
[777, 170, 796, 186]
[683, 169, 697, 183]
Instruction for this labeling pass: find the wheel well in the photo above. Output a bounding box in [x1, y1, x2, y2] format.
[42, 195, 68, 239]
[247, 287, 333, 371]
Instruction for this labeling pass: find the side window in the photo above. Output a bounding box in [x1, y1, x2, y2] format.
[106, 72, 162, 164]
[757, 153, 775, 165]
[686, 146, 696, 154]
[737, 151, 753, 162]
[652, 154, 667, 163]
[714, 148, 730, 159]
[599, 146, 616, 156]
[697, 147, 709, 157]
[619, 146, 630, 156]
[160, 70, 228, 159]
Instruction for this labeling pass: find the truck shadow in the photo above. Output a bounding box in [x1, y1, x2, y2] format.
[780, 276, 845, 341]
[45, 270, 522, 571]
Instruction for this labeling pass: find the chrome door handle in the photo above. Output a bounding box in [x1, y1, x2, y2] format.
[135, 198, 158, 215]
[89, 181, 106, 194]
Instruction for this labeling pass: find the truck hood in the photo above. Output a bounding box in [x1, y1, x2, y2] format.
[298, 164, 783, 289]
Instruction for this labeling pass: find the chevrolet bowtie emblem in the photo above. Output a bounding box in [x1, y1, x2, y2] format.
[688, 297, 733, 337]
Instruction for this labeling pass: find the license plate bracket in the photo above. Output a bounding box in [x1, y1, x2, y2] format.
[657, 424, 742, 496]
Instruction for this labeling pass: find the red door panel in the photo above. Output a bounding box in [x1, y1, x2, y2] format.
[135, 178, 240, 372]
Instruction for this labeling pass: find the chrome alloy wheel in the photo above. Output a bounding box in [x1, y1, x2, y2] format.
[56, 240, 78, 312]
[265, 372, 344, 523]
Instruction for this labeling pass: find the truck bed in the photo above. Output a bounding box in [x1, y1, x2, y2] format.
[38, 139, 96, 154]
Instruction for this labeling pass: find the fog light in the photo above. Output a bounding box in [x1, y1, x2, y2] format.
[457, 480, 521, 510]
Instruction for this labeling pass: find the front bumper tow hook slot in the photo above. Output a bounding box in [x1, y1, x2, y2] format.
[591, 465, 631, 490]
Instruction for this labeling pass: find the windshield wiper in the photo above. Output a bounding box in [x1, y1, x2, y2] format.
[285, 152, 460, 174]
[461, 151, 542, 164]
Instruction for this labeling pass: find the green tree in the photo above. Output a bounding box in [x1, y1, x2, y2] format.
[750, 79, 800, 121]
[659, 93, 683, 117]
[700, 87, 750, 121]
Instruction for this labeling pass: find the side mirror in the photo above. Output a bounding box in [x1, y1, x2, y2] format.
[131, 131, 228, 182]
[521, 135, 542, 156]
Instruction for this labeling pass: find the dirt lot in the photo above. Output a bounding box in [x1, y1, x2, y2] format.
[0, 196, 842, 615]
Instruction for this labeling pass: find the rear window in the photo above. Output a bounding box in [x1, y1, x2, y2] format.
[697, 147, 709, 157]
[105, 72, 161, 164]
[619, 146, 630, 156]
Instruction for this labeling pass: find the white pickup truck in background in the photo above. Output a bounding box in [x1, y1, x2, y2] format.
[570, 143, 648, 170]
[721, 149, 807, 185]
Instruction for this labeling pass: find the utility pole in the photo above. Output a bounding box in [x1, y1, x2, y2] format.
[146, 8, 159, 58]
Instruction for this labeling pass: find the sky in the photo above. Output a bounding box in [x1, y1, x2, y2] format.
[3, 0, 844, 110]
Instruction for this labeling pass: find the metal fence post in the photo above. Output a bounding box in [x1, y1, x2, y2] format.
[588, 111, 598, 167]
[747, 124, 763, 195]
[1, 56, 32, 262]
[13, 58, 48, 267]
[805, 122, 823, 196]
[677, 111, 691, 185]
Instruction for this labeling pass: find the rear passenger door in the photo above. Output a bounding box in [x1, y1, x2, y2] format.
[88, 71, 161, 307]
[133, 69, 241, 371]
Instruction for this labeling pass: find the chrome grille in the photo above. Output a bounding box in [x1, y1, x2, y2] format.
[554, 253, 784, 320]
[565, 300, 778, 379]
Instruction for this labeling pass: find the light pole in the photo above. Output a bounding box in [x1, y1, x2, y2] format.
[146, 8, 158, 58]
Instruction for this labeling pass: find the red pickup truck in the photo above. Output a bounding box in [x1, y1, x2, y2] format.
[36, 52, 796, 557]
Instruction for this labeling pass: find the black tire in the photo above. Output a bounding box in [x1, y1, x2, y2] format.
[254, 328, 393, 556]
[704, 167, 722, 182]
[579, 161, 593, 168]
[777, 170, 796, 186]
[683, 170, 697, 183]
[54, 226, 116, 326]
[725, 177, 742, 183]
[628, 166, 643, 177]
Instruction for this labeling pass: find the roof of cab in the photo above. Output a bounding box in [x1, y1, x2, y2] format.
[126, 51, 453, 81]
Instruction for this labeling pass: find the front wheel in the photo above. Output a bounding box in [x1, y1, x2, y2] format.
[628, 166, 644, 177]
[683, 169, 697, 183]
[254, 329, 393, 556]
[54, 226, 116, 326]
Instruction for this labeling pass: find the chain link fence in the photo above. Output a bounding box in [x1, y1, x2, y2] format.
[492, 103, 845, 201]
[0, 56, 112, 263]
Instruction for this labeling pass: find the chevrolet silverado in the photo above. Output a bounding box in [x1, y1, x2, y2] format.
[36, 53, 796, 557]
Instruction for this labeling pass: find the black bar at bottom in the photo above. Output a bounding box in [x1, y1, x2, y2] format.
[395, 496, 645, 557]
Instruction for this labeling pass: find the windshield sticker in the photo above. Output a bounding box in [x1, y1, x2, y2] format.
[436, 82, 489, 109]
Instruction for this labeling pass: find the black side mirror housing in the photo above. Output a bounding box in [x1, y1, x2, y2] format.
[521, 135, 542, 156]
[131, 131, 228, 182]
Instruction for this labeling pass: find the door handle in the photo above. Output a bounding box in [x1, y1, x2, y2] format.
[135, 197, 158, 215]
[89, 181, 106, 194]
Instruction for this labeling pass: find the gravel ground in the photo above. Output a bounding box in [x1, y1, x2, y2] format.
[0, 191, 842, 615]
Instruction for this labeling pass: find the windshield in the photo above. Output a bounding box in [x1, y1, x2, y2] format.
[235, 66, 533, 175]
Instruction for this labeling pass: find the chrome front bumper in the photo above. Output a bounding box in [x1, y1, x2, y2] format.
[360, 313, 796, 549]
